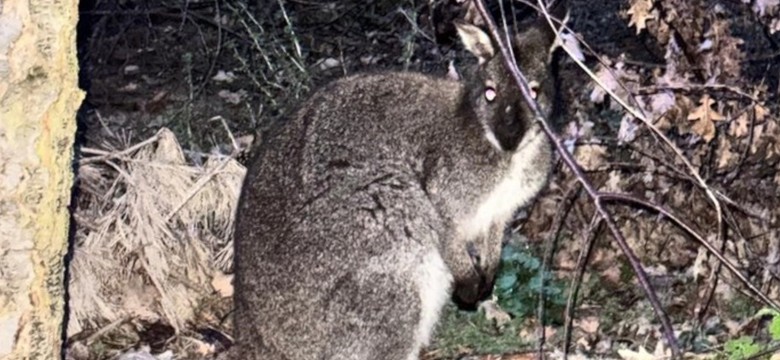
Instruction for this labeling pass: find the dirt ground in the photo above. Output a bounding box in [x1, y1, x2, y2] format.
[69, 0, 780, 359]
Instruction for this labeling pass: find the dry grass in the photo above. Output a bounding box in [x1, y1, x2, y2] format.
[69, 128, 244, 336]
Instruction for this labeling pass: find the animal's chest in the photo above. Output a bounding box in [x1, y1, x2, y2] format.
[458, 157, 529, 239]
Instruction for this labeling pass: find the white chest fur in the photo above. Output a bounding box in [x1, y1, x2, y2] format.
[459, 126, 549, 240]
[409, 251, 452, 360]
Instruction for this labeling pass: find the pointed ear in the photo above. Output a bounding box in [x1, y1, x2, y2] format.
[454, 20, 495, 64]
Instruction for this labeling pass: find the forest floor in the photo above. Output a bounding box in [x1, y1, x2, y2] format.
[67, 0, 780, 359]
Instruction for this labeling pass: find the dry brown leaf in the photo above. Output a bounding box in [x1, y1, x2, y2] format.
[751, 121, 767, 154]
[730, 112, 750, 138]
[478, 299, 511, 328]
[556, 31, 585, 62]
[601, 266, 622, 284]
[576, 316, 600, 334]
[211, 271, 234, 298]
[188, 337, 216, 356]
[627, 0, 656, 34]
[574, 144, 607, 171]
[750, 0, 780, 16]
[618, 346, 657, 360]
[705, 18, 745, 80]
[500, 355, 536, 360]
[647, 91, 676, 119]
[688, 95, 726, 142]
[653, 342, 671, 359]
[544, 325, 558, 339]
[617, 115, 640, 144]
[724, 319, 742, 336]
[755, 103, 770, 121]
[589, 63, 618, 104]
[691, 247, 709, 282]
[716, 138, 736, 169]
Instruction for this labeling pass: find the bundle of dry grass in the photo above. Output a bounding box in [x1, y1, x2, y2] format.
[68, 128, 245, 336]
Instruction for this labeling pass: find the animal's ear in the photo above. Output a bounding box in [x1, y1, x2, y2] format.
[454, 20, 495, 64]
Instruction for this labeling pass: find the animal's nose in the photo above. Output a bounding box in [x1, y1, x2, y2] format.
[477, 276, 495, 300]
[453, 281, 482, 310]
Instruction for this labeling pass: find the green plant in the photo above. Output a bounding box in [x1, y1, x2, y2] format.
[431, 303, 530, 357]
[430, 244, 568, 357]
[724, 336, 761, 360]
[722, 307, 780, 360]
[493, 243, 567, 324]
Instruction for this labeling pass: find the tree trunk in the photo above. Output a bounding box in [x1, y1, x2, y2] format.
[0, 0, 83, 357]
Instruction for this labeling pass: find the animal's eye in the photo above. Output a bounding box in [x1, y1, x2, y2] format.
[484, 87, 497, 102]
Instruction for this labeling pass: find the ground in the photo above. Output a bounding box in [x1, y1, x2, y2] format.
[68, 0, 780, 359]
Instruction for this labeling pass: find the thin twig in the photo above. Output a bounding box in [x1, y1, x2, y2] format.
[164, 157, 233, 223]
[190, 0, 223, 102]
[209, 115, 240, 153]
[637, 83, 759, 102]
[537, 183, 581, 359]
[696, 206, 737, 327]
[84, 317, 130, 345]
[538, 0, 728, 293]
[80, 130, 162, 164]
[598, 192, 780, 310]
[563, 213, 601, 359]
[473, 0, 682, 356]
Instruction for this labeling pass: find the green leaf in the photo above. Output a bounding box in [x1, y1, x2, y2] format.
[724, 336, 760, 360]
[522, 255, 541, 270]
[495, 273, 518, 290]
[755, 307, 780, 318]
[769, 313, 780, 341]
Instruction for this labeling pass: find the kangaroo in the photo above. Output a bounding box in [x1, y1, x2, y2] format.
[232, 5, 561, 360]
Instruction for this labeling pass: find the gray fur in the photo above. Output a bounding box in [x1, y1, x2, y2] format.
[233, 14, 559, 360]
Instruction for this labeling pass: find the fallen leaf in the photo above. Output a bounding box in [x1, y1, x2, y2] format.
[688, 95, 726, 142]
[617, 115, 640, 144]
[577, 316, 600, 334]
[751, 0, 780, 16]
[574, 144, 607, 171]
[716, 138, 736, 169]
[218, 89, 247, 105]
[211, 272, 234, 298]
[556, 31, 585, 62]
[545, 325, 558, 338]
[730, 112, 750, 138]
[601, 266, 622, 284]
[212, 70, 237, 83]
[755, 103, 770, 121]
[647, 91, 676, 118]
[478, 299, 512, 328]
[691, 247, 709, 282]
[626, 0, 656, 34]
[188, 337, 216, 356]
[617, 346, 656, 360]
[589, 63, 618, 104]
[653, 341, 671, 358]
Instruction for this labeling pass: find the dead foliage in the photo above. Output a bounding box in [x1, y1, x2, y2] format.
[68, 0, 780, 359]
[68, 128, 243, 359]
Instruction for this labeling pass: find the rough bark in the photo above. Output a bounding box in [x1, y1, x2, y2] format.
[0, 0, 83, 357]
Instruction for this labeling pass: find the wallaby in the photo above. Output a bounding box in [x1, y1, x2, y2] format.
[232, 4, 561, 359]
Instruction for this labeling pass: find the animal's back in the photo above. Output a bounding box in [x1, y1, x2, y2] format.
[233, 72, 471, 360]
[233, 8, 561, 356]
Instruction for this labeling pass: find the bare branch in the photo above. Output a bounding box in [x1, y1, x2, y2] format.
[471, 0, 682, 356]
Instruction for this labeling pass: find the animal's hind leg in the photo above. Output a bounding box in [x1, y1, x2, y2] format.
[321, 267, 424, 360]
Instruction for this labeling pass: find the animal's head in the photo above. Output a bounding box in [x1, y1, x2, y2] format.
[451, 236, 502, 309]
[454, 7, 557, 153]
[448, 4, 561, 308]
